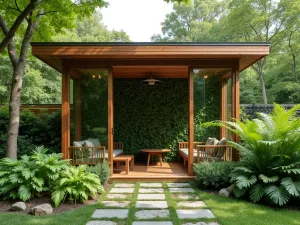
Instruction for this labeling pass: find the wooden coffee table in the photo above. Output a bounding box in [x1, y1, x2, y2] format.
[140, 149, 171, 166]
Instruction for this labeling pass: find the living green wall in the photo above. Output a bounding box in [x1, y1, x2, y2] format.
[114, 77, 220, 162]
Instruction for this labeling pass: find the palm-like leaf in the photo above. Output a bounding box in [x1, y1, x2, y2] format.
[203, 103, 300, 206]
[265, 185, 290, 206]
[250, 184, 265, 202]
[281, 177, 300, 197]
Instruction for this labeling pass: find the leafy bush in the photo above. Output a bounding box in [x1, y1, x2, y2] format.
[194, 161, 237, 189]
[0, 146, 69, 201]
[203, 104, 300, 206]
[0, 106, 61, 158]
[86, 161, 110, 185]
[52, 165, 103, 207]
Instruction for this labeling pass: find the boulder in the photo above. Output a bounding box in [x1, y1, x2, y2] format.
[219, 188, 230, 197]
[31, 203, 53, 216]
[11, 202, 26, 211]
[226, 185, 234, 194]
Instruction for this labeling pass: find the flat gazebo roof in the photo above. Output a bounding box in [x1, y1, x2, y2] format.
[31, 42, 270, 78]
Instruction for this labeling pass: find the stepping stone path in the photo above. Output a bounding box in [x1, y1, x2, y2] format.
[87, 182, 218, 225]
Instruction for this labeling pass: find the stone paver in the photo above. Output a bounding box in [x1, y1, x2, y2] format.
[139, 188, 164, 193]
[92, 209, 129, 218]
[106, 194, 128, 199]
[169, 188, 195, 193]
[135, 209, 170, 219]
[172, 194, 199, 200]
[114, 183, 135, 188]
[182, 223, 219, 225]
[136, 201, 168, 209]
[138, 194, 165, 200]
[140, 183, 162, 187]
[86, 221, 117, 225]
[176, 209, 215, 219]
[133, 222, 173, 225]
[177, 201, 206, 208]
[109, 188, 134, 193]
[102, 201, 130, 208]
[167, 183, 191, 187]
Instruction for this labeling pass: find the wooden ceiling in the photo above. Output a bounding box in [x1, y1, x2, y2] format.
[31, 43, 270, 76]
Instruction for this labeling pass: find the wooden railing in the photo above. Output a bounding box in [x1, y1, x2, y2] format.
[196, 144, 232, 162]
[69, 146, 106, 165]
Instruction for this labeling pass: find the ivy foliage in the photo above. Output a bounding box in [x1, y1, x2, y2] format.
[113, 78, 220, 162]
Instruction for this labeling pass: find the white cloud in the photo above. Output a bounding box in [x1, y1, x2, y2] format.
[101, 0, 173, 41]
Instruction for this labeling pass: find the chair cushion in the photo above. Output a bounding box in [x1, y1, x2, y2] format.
[84, 139, 95, 147]
[73, 141, 85, 147]
[105, 149, 123, 158]
[214, 137, 227, 159]
[89, 138, 101, 146]
[204, 137, 219, 155]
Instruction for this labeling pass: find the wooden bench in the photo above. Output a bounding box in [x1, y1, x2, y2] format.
[113, 155, 134, 175]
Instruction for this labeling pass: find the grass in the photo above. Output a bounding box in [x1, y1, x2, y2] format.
[0, 182, 299, 225]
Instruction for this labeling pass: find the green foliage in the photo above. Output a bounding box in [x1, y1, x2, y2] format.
[0, 146, 69, 202]
[0, 106, 61, 157]
[51, 165, 103, 207]
[203, 103, 300, 205]
[86, 161, 110, 185]
[194, 161, 237, 189]
[110, 78, 219, 162]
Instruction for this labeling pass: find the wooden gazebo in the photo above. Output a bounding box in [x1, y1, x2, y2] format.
[31, 42, 270, 177]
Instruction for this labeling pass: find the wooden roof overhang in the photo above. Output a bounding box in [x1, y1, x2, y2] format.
[31, 42, 270, 78]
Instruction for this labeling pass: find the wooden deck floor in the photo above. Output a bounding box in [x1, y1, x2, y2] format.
[110, 162, 194, 181]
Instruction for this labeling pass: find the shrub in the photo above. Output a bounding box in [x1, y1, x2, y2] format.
[86, 161, 110, 185]
[194, 161, 237, 189]
[203, 104, 300, 206]
[51, 165, 103, 207]
[0, 106, 61, 158]
[0, 146, 69, 201]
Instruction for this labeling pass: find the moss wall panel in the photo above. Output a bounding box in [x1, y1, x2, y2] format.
[114, 77, 220, 162]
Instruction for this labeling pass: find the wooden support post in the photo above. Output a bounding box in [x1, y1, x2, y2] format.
[74, 78, 82, 141]
[188, 67, 194, 176]
[231, 66, 240, 161]
[61, 65, 70, 159]
[108, 67, 114, 175]
[220, 77, 228, 138]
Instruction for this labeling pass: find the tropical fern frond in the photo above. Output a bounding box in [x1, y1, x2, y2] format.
[265, 185, 290, 206]
[258, 174, 279, 183]
[281, 177, 300, 197]
[236, 175, 257, 189]
[250, 184, 265, 203]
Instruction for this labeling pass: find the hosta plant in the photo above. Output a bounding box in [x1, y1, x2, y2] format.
[203, 104, 300, 206]
[51, 165, 103, 207]
[0, 146, 70, 202]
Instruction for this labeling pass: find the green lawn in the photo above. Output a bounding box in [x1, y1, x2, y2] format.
[0, 182, 299, 225]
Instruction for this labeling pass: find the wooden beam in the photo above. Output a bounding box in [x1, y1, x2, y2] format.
[74, 78, 82, 141]
[188, 67, 194, 176]
[61, 65, 70, 159]
[231, 66, 240, 161]
[108, 67, 114, 175]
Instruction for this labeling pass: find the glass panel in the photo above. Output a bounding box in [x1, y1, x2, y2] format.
[69, 69, 108, 164]
[193, 68, 230, 142]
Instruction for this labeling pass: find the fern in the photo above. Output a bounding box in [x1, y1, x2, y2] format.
[0, 146, 70, 202]
[203, 103, 300, 206]
[51, 165, 103, 207]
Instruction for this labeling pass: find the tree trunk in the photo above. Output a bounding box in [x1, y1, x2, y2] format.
[292, 54, 297, 82]
[5, 13, 40, 158]
[6, 66, 24, 158]
[252, 59, 268, 104]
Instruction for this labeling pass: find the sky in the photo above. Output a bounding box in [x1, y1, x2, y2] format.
[101, 0, 174, 42]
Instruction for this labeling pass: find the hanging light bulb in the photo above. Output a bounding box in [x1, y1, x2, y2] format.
[92, 75, 96, 78]
[98, 74, 102, 79]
